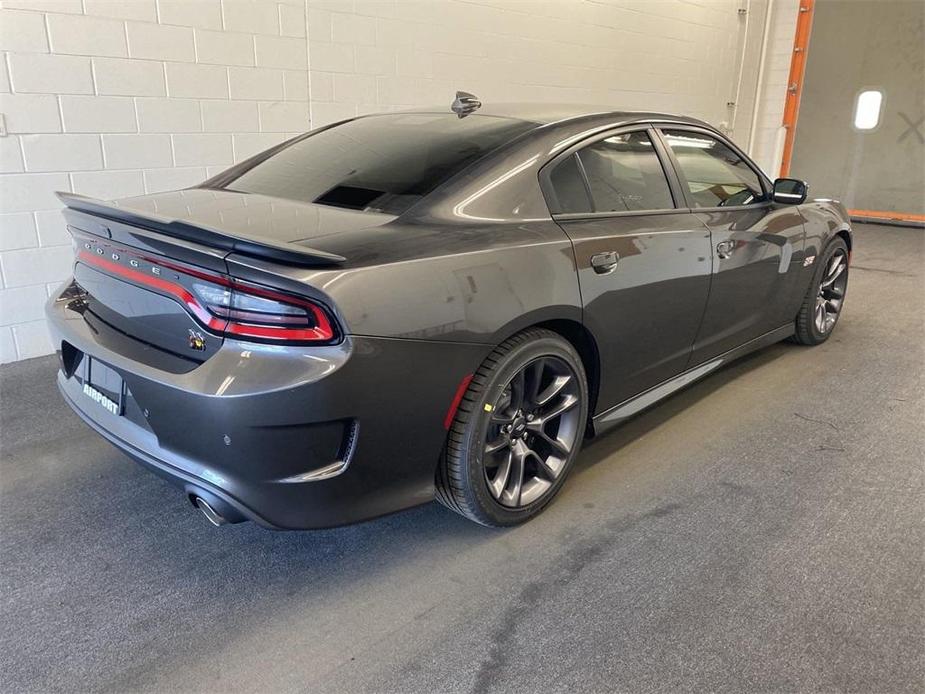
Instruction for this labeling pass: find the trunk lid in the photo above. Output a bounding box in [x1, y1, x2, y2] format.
[111, 187, 396, 250]
[58, 189, 382, 364]
[67, 224, 227, 366]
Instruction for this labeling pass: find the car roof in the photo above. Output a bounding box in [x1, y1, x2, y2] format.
[399, 102, 712, 128]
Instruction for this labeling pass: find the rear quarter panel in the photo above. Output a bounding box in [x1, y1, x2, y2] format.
[227, 219, 582, 345]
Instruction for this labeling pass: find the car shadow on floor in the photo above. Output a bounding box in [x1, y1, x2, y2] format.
[0, 342, 791, 690]
[574, 342, 790, 473]
[3, 343, 792, 555]
[1, 344, 793, 607]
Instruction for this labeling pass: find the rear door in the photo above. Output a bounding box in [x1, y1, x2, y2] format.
[541, 127, 713, 413]
[657, 127, 806, 363]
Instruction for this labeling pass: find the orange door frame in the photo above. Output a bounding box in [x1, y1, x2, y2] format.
[845, 209, 925, 223]
[780, 0, 923, 224]
[779, 0, 815, 179]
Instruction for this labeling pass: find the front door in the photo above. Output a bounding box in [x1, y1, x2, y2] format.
[657, 127, 806, 364]
[542, 128, 713, 413]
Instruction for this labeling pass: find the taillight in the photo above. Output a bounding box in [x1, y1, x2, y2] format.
[190, 281, 335, 343]
[77, 247, 337, 344]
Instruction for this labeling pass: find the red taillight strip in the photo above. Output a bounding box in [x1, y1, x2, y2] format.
[225, 280, 335, 341]
[78, 250, 335, 343]
[141, 252, 334, 339]
[225, 321, 331, 341]
[78, 250, 226, 331]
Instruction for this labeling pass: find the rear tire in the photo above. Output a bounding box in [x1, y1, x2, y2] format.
[436, 329, 588, 527]
[793, 237, 849, 345]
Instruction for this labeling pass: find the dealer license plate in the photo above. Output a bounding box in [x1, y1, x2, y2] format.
[81, 357, 124, 416]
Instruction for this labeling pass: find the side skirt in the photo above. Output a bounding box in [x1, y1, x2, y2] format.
[591, 323, 795, 435]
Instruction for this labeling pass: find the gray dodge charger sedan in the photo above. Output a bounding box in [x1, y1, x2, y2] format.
[47, 96, 852, 529]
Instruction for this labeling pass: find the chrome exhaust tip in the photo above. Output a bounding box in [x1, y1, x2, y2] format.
[193, 496, 228, 527]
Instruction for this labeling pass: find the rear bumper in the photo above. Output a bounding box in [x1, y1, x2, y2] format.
[47, 282, 489, 529]
[58, 375, 270, 525]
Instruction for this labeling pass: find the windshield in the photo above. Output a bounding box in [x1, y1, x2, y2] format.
[214, 113, 536, 215]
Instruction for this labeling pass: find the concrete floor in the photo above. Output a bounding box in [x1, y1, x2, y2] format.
[1, 222, 922, 693]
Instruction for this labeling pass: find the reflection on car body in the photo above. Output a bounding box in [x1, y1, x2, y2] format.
[46, 98, 853, 529]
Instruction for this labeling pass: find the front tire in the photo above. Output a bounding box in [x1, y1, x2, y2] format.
[436, 329, 589, 527]
[793, 237, 849, 345]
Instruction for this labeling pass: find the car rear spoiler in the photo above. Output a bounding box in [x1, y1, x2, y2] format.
[56, 192, 346, 267]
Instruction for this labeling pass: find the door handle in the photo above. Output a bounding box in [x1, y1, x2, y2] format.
[591, 251, 620, 274]
[716, 240, 735, 259]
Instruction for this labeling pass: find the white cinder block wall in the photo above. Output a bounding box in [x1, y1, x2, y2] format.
[0, 0, 309, 362]
[749, 0, 799, 174]
[0, 0, 797, 363]
[309, 0, 756, 127]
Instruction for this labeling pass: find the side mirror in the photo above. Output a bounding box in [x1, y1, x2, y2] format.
[772, 178, 808, 204]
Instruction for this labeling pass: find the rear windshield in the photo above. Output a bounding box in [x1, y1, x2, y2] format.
[214, 113, 536, 215]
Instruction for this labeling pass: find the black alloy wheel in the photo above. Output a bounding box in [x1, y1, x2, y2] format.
[813, 248, 849, 335]
[794, 237, 850, 345]
[436, 328, 589, 527]
[483, 356, 582, 508]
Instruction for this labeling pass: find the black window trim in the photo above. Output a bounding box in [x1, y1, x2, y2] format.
[572, 151, 595, 212]
[653, 124, 774, 213]
[539, 124, 690, 221]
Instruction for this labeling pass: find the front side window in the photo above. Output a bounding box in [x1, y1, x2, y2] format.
[661, 129, 766, 207]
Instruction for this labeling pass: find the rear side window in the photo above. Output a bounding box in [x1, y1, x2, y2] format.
[548, 154, 592, 214]
[214, 114, 535, 215]
[661, 129, 767, 207]
[547, 130, 674, 214]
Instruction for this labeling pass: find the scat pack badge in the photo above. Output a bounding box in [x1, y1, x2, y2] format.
[188, 329, 206, 351]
